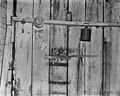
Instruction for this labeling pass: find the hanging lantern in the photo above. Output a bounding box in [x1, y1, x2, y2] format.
[80, 26, 91, 42]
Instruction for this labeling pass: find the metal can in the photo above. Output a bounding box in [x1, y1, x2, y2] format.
[80, 26, 91, 42]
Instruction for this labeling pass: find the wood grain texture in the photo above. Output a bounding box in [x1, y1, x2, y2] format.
[69, 0, 85, 96]
[0, 0, 10, 96]
[85, 0, 103, 95]
[15, 1, 33, 96]
[107, 0, 120, 95]
[0, 0, 7, 84]
[49, 0, 68, 96]
[70, 0, 103, 96]
[2, 0, 120, 96]
[32, 0, 49, 96]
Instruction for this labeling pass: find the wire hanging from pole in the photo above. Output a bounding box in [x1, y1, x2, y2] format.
[31, 0, 34, 96]
[66, 1, 69, 96]
[48, 0, 52, 96]
[102, 0, 105, 96]
[84, 0, 87, 96]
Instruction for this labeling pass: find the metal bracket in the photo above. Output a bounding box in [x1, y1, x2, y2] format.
[7, 16, 14, 26]
[11, 16, 45, 28]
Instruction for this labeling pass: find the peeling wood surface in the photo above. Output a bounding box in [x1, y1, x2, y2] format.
[85, 0, 103, 95]
[15, 1, 32, 95]
[33, 0, 49, 95]
[1, 0, 120, 96]
[70, 0, 103, 95]
[0, 0, 8, 96]
[108, 1, 120, 95]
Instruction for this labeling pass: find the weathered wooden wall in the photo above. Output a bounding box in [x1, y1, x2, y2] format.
[0, 0, 7, 85]
[0, 0, 9, 95]
[1, 0, 120, 96]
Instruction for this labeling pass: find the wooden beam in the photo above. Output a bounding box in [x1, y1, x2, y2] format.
[11, 17, 120, 27]
[44, 55, 71, 60]
[44, 54, 98, 60]
[45, 20, 120, 27]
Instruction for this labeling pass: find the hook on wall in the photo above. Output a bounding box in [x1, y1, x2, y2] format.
[21, 19, 26, 33]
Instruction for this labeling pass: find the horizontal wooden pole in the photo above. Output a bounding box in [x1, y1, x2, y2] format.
[11, 17, 33, 23]
[50, 92, 66, 95]
[44, 55, 98, 60]
[49, 62, 68, 66]
[11, 17, 120, 27]
[49, 81, 69, 84]
[69, 55, 98, 57]
[44, 55, 71, 60]
[45, 20, 120, 27]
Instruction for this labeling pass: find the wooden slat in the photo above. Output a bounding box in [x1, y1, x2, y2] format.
[50, 91, 66, 95]
[49, 81, 69, 84]
[49, 0, 69, 96]
[14, 1, 33, 96]
[45, 55, 71, 60]
[32, 0, 50, 95]
[84, 0, 103, 95]
[49, 62, 68, 67]
[45, 55, 98, 60]
[108, 1, 120, 95]
[0, 0, 7, 86]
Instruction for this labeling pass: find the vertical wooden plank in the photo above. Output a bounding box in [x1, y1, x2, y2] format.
[15, 1, 33, 96]
[69, 0, 103, 95]
[69, 0, 85, 96]
[104, 0, 112, 95]
[51, 0, 67, 48]
[32, 0, 49, 96]
[0, 0, 7, 84]
[3, 1, 12, 95]
[50, 0, 68, 96]
[112, 1, 120, 95]
[0, 0, 11, 96]
[115, 3, 120, 95]
[107, 0, 120, 96]
[85, 0, 103, 95]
